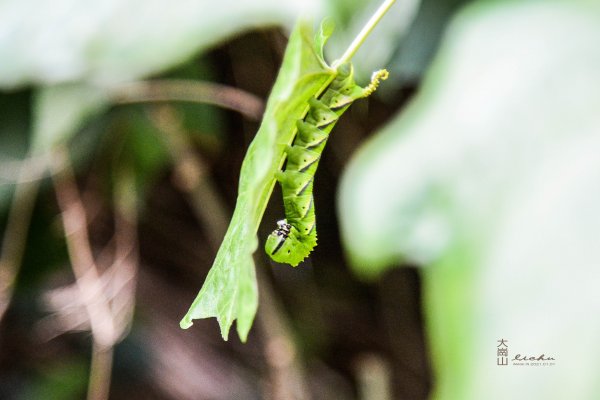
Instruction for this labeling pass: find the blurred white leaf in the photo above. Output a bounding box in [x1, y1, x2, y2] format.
[388, 0, 472, 84]
[339, 1, 600, 398]
[32, 84, 109, 152]
[0, 0, 322, 88]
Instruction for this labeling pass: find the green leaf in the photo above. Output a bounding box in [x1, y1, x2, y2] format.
[339, 1, 600, 398]
[180, 20, 335, 341]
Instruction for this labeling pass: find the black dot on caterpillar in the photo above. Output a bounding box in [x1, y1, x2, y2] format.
[265, 63, 388, 267]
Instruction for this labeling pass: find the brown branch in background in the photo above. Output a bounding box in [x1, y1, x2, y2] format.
[147, 105, 230, 252]
[108, 169, 139, 340]
[255, 265, 311, 400]
[87, 342, 113, 400]
[354, 354, 392, 400]
[0, 160, 42, 323]
[87, 170, 139, 400]
[40, 164, 139, 400]
[111, 80, 264, 121]
[0, 152, 52, 183]
[51, 148, 117, 349]
[50, 148, 118, 400]
[146, 104, 311, 399]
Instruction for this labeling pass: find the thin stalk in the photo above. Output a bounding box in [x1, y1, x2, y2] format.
[51, 148, 119, 400]
[87, 342, 114, 400]
[333, 0, 397, 68]
[51, 148, 116, 347]
[0, 163, 41, 322]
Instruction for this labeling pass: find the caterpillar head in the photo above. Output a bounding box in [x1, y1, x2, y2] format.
[265, 219, 291, 254]
[265, 219, 315, 267]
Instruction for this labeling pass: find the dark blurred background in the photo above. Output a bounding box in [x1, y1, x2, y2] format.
[0, 0, 461, 397]
[0, 30, 427, 400]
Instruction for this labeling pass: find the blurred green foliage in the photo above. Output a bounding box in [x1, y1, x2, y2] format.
[21, 359, 88, 400]
[0, 91, 31, 207]
[340, 1, 600, 399]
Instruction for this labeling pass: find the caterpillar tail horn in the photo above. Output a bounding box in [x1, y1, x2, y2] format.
[363, 69, 389, 97]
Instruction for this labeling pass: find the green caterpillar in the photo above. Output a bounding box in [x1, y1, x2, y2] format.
[265, 63, 388, 266]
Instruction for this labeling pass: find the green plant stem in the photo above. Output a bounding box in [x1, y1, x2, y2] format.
[333, 0, 398, 68]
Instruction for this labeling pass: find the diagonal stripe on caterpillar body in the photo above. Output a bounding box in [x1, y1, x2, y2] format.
[265, 63, 388, 266]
